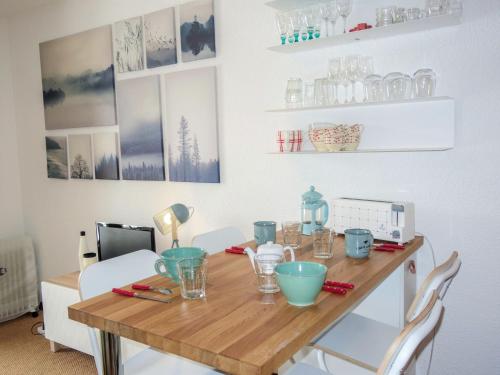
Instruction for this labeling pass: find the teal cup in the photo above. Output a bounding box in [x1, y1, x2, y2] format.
[154, 247, 207, 284]
[254, 221, 276, 246]
[345, 229, 373, 259]
[275, 261, 327, 307]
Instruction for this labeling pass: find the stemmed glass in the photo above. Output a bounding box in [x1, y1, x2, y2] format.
[346, 55, 359, 103]
[275, 13, 288, 45]
[358, 56, 374, 102]
[327, 1, 340, 37]
[288, 11, 301, 43]
[336, 0, 353, 34]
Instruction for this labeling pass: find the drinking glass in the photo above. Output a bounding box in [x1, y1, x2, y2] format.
[426, 0, 445, 16]
[406, 8, 422, 21]
[327, 1, 339, 36]
[357, 56, 374, 102]
[394, 8, 407, 23]
[311, 6, 322, 38]
[288, 11, 301, 43]
[313, 227, 335, 259]
[254, 254, 284, 294]
[445, 0, 463, 15]
[384, 72, 412, 101]
[346, 55, 360, 103]
[177, 257, 208, 300]
[376, 6, 396, 27]
[314, 78, 328, 106]
[303, 82, 315, 107]
[336, 0, 352, 34]
[275, 13, 288, 45]
[364, 74, 384, 102]
[285, 78, 303, 108]
[282, 221, 303, 249]
[413, 68, 436, 97]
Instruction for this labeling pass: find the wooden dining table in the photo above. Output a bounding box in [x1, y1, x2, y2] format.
[69, 233, 423, 375]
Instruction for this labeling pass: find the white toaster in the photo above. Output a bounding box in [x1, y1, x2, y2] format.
[332, 198, 415, 244]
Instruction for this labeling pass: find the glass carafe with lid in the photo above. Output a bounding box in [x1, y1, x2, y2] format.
[301, 186, 329, 235]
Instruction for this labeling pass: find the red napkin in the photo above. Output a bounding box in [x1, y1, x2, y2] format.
[225, 246, 245, 255]
[324, 280, 355, 289]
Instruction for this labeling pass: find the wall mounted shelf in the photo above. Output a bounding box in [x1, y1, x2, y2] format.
[268, 147, 452, 154]
[267, 14, 461, 53]
[267, 96, 452, 113]
[268, 97, 455, 152]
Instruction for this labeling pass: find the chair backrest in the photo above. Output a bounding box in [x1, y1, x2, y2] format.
[406, 251, 460, 322]
[377, 291, 443, 375]
[78, 250, 160, 375]
[191, 226, 246, 254]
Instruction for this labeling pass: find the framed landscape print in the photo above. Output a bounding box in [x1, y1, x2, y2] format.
[164, 67, 220, 183]
[117, 76, 165, 181]
[145, 8, 177, 68]
[45, 136, 68, 179]
[93, 132, 119, 180]
[68, 135, 93, 180]
[114, 17, 144, 73]
[180, 0, 216, 62]
[39, 26, 116, 130]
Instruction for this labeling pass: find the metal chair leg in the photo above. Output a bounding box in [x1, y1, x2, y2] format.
[317, 349, 330, 373]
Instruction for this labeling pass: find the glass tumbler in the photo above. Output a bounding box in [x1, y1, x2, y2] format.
[282, 221, 303, 249]
[406, 8, 422, 21]
[413, 68, 436, 97]
[384, 72, 412, 101]
[314, 78, 329, 106]
[313, 227, 335, 259]
[426, 0, 445, 16]
[177, 257, 208, 300]
[254, 254, 284, 294]
[285, 78, 303, 108]
[376, 6, 396, 27]
[303, 82, 315, 106]
[364, 74, 384, 102]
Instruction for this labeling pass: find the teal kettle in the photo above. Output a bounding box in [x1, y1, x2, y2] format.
[301, 186, 329, 235]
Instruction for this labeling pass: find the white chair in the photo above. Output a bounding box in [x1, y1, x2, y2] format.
[191, 226, 246, 254]
[79, 250, 220, 375]
[313, 251, 461, 373]
[285, 291, 444, 375]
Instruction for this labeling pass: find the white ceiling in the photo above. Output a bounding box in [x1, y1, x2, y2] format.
[0, 0, 60, 17]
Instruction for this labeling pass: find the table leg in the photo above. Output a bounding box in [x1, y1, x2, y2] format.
[100, 331, 123, 375]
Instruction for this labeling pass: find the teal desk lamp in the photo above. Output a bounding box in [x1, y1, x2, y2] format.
[153, 203, 194, 248]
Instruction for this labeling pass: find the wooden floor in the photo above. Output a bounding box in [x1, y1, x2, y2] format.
[0, 312, 96, 375]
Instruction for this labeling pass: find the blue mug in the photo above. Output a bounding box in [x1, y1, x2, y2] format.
[345, 229, 373, 259]
[254, 221, 276, 246]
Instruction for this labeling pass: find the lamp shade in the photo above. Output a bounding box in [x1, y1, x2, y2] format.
[153, 203, 194, 247]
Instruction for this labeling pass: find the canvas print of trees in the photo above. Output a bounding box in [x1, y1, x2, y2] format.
[145, 8, 177, 69]
[117, 76, 165, 181]
[39, 26, 116, 130]
[114, 17, 144, 73]
[180, 0, 216, 62]
[93, 133, 119, 180]
[68, 135, 94, 179]
[46, 136, 68, 179]
[165, 67, 219, 183]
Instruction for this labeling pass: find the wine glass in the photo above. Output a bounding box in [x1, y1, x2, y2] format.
[346, 55, 360, 103]
[301, 7, 315, 40]
[288, 11, 301, 43]
[275, 13, 288, 45]
[336, 0, 353, 34]
[327, 1, 339, 37]
[358, 56, 374, 102]
[328, 57, 342, 104]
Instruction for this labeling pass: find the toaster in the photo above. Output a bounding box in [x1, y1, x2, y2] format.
[332, 198, 415, 244]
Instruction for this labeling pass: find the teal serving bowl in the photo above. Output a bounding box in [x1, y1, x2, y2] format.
[275, 262, 327, 307]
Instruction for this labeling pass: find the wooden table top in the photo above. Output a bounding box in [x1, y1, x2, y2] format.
[46, 270, 80, 290]
[69, 234, 423, 375]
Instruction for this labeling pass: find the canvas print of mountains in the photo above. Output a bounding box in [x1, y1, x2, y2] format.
[180, 0, 216, 62]
[94, 132, 119, 180]
[39, 26, 117, 130]
[165, 67, 220, 183]
[117, 76, 165, 181]
[145, 8, 177, 68]
[45, 136, 68, 179]
[114, 17, 144, 73]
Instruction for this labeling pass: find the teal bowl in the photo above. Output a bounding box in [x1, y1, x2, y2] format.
[275, 262, 327, 307]
[154, 247, 206, 283]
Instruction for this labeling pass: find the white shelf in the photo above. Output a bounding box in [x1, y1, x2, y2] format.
[267, 97, 452, 113]
[268, 147, 452, 154]
[267, 14, 461, 53]
[267, 97, 455, 152]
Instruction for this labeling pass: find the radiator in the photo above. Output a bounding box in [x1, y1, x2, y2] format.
[0, 235, 39, 322]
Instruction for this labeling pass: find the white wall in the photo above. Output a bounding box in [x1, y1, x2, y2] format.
[5, 0, 500, 373]
[0, 18, 24, 238]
